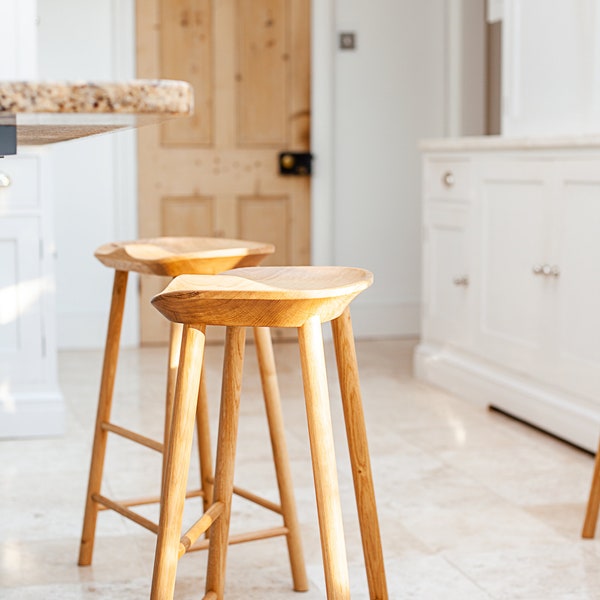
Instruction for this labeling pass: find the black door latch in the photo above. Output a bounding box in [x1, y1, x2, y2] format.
[278, 152, 312, 176]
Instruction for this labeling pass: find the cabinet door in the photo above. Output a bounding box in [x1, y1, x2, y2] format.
[552, 161, 600, 401]
[422, 203, 471, 347]
[474, 160, 553, 377]
[0, 216, 45, 385]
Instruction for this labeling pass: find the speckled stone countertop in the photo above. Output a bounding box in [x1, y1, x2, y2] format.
[0, 79, 193, 146]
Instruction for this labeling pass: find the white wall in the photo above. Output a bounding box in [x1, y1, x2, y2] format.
[0, 0, 37, 78]
[502, 0, 600, 135]
[312, 0, 448, 337]
[37, 0, 138, 348]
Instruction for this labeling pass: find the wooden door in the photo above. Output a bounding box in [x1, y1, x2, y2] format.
[136, 0, 311, 343]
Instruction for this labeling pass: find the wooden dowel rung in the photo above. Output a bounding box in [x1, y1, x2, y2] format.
[92, 493, 159, 534]
[101, 422, 163, 452]
[97, 488, 205, 511]
[179, 501, 224, 558]
[188, 526, 289, 552]
[206, 476, 282, 514]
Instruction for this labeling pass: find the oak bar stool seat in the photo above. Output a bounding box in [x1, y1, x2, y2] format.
[151, 266, 388, 599]
[78, 238, 308, 596]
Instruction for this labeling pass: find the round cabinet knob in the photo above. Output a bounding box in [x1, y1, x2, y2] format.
[550, 265, 560, 277]
[0, 173, 11, 188]
[453, 276, 469, 286]
[442, 171, 455, 188]
[532, 265, 543, 275]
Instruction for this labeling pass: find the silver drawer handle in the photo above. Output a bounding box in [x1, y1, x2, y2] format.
[0, 173, 11, 188]
[442, 171, 455, 187]
[532, 264, 560, 277]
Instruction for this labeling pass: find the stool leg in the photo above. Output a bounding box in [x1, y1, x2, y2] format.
[165, 322, 214, 512]
[79, 270, 128, 566]
[253, 326, 309, 592]
[196, 364, 214, 511]
[205, 326, 246, 599]
[298, 316, 350, 600]
[332, 308, 388, 599]
[151, 324, 206, 600]
[583, 437, 600, 538]
[163, 322, 183, 483]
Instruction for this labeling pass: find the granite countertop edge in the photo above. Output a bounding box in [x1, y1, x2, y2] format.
[0, 80, 193, 116]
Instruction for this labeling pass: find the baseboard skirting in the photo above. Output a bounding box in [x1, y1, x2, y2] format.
[415, 342, 600, 454]
[0, 391, 65, 439]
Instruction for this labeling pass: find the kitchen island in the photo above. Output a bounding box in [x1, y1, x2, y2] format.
[0, 80, 192, 438]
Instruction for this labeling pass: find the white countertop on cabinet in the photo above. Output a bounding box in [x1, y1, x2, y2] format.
[420, 134, 600, 153]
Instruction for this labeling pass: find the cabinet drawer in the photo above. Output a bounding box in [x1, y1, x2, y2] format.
[0, 155, 40, 212]
[424, 158, 472, 199]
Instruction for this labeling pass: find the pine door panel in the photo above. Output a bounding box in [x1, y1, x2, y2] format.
[137, 0, 311, 343]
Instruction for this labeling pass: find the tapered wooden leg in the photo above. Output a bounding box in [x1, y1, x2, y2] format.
[298, 316, 350, 600]
[151, 324, 206, 600]
[165, 322, 213, 511]
[331, 308, 388, 600]
[583, 438, 600, 538]
[205, 327, 246, 599]
[163, 322, 183, 484]
[253, 326, 309, 592]
[196, 364, 214, 511]
[79, 270, 128, 566]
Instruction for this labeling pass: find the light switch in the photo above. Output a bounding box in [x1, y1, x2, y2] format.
[339, 32, 356, 50]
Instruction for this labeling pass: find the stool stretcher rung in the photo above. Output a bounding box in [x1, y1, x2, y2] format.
[179, 501, 224, 557]
[187, 526, 289, 553]
[207, 476, 281, 514]
[93, 493, 159, 534]
[96, 488, 204, 513]
[101, 421, 163, 452]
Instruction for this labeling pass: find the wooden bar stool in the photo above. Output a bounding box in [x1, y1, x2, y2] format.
[582, 441, 600, 538]
[151, 266, 388, 600]
[78, 237, 308, 594]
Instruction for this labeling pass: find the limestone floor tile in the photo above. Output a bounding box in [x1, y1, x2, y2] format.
[444, 542, 600, 599]
[3, 339, 600, 598]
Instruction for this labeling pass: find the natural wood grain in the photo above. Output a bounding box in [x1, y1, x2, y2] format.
[95, 236, 274, 276]
[332, 308, 389, 599]
[253, 325, 308, 591]
[237, 0, 287, 145]
[160, 0, 212, 145]
[205, 326, 246, 599]
[583, 438, 600, 538]
[151, 266, 373, 327]
[151, 324, 206, 599]
[136, 0, 311, 343]
[78, 270, 128, 566]
[299, 316, 350, 599]
[149, 265, 385, 598]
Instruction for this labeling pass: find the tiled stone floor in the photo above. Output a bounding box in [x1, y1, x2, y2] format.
[1, 337, 600, 598]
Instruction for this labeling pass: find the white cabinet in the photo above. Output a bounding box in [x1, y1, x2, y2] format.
[474, 160, 552, 377]
[421, 158, 473, 349]
[0, 153, 63, 438]
[416, 140, 600, 452]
